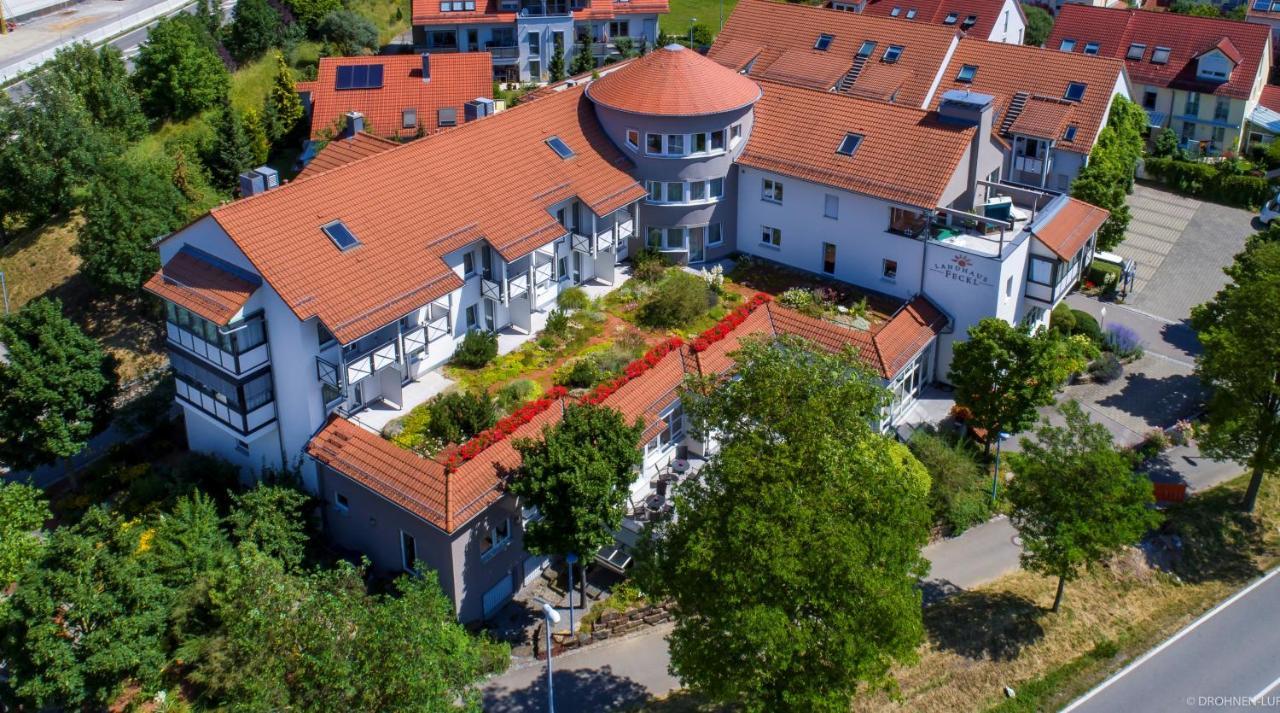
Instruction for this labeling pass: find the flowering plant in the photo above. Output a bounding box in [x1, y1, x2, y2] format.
[581, 337, 685, 406]
[442, 385, 569, 471]
[689, 292, 772, 353]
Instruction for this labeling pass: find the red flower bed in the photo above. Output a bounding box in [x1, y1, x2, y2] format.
[581, 336, 685, 406]
[442, 385, 569, 471]
[689, 293, 772, 354]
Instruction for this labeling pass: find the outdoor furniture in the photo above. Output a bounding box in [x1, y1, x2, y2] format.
[645, 494, 665, 512]
[669, 458, 690, 474]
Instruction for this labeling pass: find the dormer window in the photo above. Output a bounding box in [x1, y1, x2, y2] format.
[944, 11, 958, 23]
[1084, 41, 1099, 55]
[1060, 38, 1077, 52]
[1151, 46, 1171, 64]
[956, 64, 977, 83]
[883, 45, 903, 63]
[1064, 82, 1086, 102]
[402, 108, 417, 129]
[836, 132, 864, 156]
[1126, 43, 1146, 60]
[815, 33, 834, 51]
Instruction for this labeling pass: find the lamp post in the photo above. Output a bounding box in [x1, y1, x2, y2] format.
[992, 431, 1010, 505]
[1100, 306, 1107, 332]
[688, 18, 697, 48]
[541, 601, 561, 713]
[564, 552, 578, 634]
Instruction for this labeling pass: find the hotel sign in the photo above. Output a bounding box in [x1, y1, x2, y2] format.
[929, 253, 993, 288]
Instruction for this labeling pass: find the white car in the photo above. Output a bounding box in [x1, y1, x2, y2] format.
[1260, 196, 1280, 225]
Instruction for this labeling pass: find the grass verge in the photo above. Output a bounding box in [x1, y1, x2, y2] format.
[661, 0, 738, 36]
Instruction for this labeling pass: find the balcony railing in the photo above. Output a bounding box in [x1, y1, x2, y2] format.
[571, 232, 593, 254]
[403, 326, 427, 354]
[481, 277, 503, 302]
[346, 340, 399, 385]
[166, 321, 269, 377]
[426, 314, 450, 342]
[175, 378, 276, 436]
[316, 356, 340, 388]
[508, 273, 530, 300]
[534, 262, 554, 285]
[1013, 155, 1044, 174]
[487, 44, 519, 60]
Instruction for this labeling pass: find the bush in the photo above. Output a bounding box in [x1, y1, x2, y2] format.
[453, 330, 498, 368]
[1049, 302, 1076, 335]
[631, 248, 667, 283]
[1104, 323, 1145, 358]
[1265, 139, 1280, 170]
[1088, 352, 1123, 383]
[544, 308, 571, 340]
[317, 9, 379, 55]
[1142, 156, 1273, 209]
[777, 288, 815, 310]
[495, 379, 540, 414]
[1087, 262, 1121, 293]
[427, 391, 496, 445]
[907, 430, 990, 534]
[1072, 309, 1103, 345]
[558, 358, 601, 389]
[558, 287, 590, 311]
[1152, 128, 1180, 159]
[637, 271, 717, 328]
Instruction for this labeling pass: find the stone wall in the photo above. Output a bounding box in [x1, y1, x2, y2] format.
[534, 601, 673, 659]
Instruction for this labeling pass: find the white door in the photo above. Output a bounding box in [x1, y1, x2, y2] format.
[483, 571, 515, 617]
[523, 554, 550, 585]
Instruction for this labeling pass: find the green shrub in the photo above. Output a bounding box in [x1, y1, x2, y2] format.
[1143, 156, 1273, 208]
[631, 248, 667, 283]
[427, 391, 495, 444]
[1266, 139, 1280, 170]
[544, 308, 571, 340]
[1088, 352, 1123, 383]
[1049, 302, 1076, 335]
[907, 430, 990, 534]
[453, 330, 498, 368]
[1087, 261, 1121, 292]
[637, 270, 717, 328]
[777, 288, 815, 310]
[558, 358, 601, 388]
[494, 379, 540, 414]
[1072, 309, 1103, 345]
[557, 287, 590, 311]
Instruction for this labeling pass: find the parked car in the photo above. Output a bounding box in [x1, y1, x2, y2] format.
[1260, 195, 1280, 225]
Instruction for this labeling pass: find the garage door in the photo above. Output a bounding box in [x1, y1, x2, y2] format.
[483, 571, 515, 618]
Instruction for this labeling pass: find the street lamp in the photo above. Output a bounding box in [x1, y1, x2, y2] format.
[541, 601, 561, 713]
[688, 18, 697, 48]
[992, 431, 1010, 505]
[1100, 306, 1107, 331]
[564, 552, 578, 634]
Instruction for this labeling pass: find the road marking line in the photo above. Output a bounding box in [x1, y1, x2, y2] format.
[1061, 565, 1280, 713]
[1253, 674, 1280, 704]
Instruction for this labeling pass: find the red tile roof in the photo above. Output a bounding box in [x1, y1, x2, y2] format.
[1260, 83, 1280, 113]
[1047, 5, 1270, 100]
[306, 294, 947, 533]
[305, 53, 493, 140]
[1007, 96, 1076, 141]
[195, 84, 645, 345]
[1032, 196, 1110, 260]
[411, 0, 666, 25]
[295, 132, 400, 181]
[710, 0, 961, 108]
[587, 44, 762, 116]
[143, 247, 259, 325]
[933, 39, 1127, 153]
[741, 79, 975, 208]
[854, 0, 1021, 40]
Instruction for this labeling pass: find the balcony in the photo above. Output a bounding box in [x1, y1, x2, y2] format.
[481, 276, 504, 302]
[928, 181, 1056, 259]
[424, 302, 451, 342]
[165, 318, 269, 377]
[345, 340, 400, 385]
[571, 232, 593, 254]
[488, 44, 519, 61]
[316, 356, 340, 388]
[1013, 154, 1044, 175]
[508, 272, 530, 300]
[176, 379, 276, 435]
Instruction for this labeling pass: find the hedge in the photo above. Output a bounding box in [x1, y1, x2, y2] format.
[1142, 156, 1272, 209]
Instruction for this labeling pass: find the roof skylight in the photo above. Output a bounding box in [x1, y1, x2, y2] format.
[1084, 41, 1099, 55]
[1064, 82, 1087, 102]
[944, 11, 958, 23]
[815, 33, 834, 51]
[1126, 43, 1146, 60]
[906, 8, 917, 18]
[956, 64, 977, 83]
[323, 221, 360, 251]
[1151, 46, 1171, 64]
[1063, 125, 1078, 141]
[857, 40, 877, 57]
[890, 6, 901, 16]
[883, 45, 903, 63]
[1060, 38, 1076, 52]
[836, 132, 864, 156]
[546, 136, 575, 159]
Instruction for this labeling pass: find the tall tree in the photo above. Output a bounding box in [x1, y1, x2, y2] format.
[226, 484, 313, 571]
[317, 9, 380, 55]
[76, 154, 190, 293]
[263, 51, 304, 144]
[0, 481, 51, 588]
[548, 38, 566, 81]
[570, 34, 595, 76]
[207, 106, 257, 191]
[132, 15, 231, 120]
[34, 43, 146, 140]
[225, 0, 283, 62]
[243, 106, 271, 165]
[0, 299, 117, 471]
[510, 402, 644, 604]
[1071, 96, 1145, 250]
[1007, 401, 1161, 611]
[1021, 4, 1052, 47]
[1191, 240, 1280, 512]
[639, 337, 932, 712]
[948, 318, 1082, 455]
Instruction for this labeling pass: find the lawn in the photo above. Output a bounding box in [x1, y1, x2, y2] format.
[661, 0, 738, 37]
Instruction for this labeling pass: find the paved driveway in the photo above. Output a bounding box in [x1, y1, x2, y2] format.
[1119, 184, 1254, 322]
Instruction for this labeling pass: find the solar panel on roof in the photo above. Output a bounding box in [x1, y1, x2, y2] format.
[1255, 0, 1270, 10]
[368, 64, 384, 88]
[335, 65, 353, 90]
[335, 64, 385, 91]
[546, 136, 575, 159]
[322, 221, 360, 251]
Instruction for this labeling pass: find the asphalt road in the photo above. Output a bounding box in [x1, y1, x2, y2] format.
[1063, 566, 1280, 713]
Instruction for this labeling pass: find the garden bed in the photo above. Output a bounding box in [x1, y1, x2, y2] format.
[725, 256, 897, 332]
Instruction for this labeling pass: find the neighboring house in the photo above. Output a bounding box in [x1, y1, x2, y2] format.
[1247, 0, 1280, 55]
[931, 39, 1131, 190]
[296, 53, 494, 141]
[410, 0, 667, 83]
[294, 128, 401, 182]
[1048, 5, 1272, 155]
[1244, 83, 1280, 145]
[836, 0, 1028, 45]
[145, 42, 1110, 622]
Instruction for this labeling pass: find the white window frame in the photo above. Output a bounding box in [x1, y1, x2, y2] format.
[824, 194, 839, 219]
[479, 517, 512, 562]
[761, 225, 782, 248]
[626, 128, 640, 150]
[761, 178, 783, 203]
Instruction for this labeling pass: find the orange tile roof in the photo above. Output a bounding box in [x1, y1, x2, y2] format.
[871, 298, 946, 376]
[756, 48, 852, 90]
[741, 79, 975, 208]
[198, 83, 645, 345]
[1031, 196, 1110, 260]
[1260, 84, 1280, 113]
[933, 39, 1127, 153]
[1047, 5, 1269, 100]
[1008, 96, 1076, 142]
[854, 0, 1021, 39]
[143, 247, 259, 325]
[295, 132, 400, 181]
[305, 53, 493, 140]
[710, 0, 960, 108]
[586, 44, 762, 116]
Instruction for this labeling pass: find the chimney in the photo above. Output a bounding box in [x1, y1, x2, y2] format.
[422, 53, 431, 82]
[342, 111, 364, 139]
[938, 89, 997, 208]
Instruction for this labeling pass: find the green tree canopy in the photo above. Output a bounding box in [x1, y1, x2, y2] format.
[226, 484, 313, 571]
[1191, 240, 1280, 511]
[34, 42, 146, 140]
[0, 481, 51, 588]
[284, 0, 342, 30]
[76, 154, 190, 292]
[318, 9, 380, 55]
[1022, 4, 1052, 46]
[639, 336, 932, 712]
[948, 318, 1082, 453]
[1007, 401, 1161, 611]
[0, 299, 117, 471]
[570, 35, 596, 75]
[225, 0, 283, 62]
[132, 15, 230, 120]
[510, 402, 644, 558]
[1071, 95, 1145, 250]
[263, 51, 305, 144]
[548, 40, 566, 81]
[207, 106, 257, 191]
